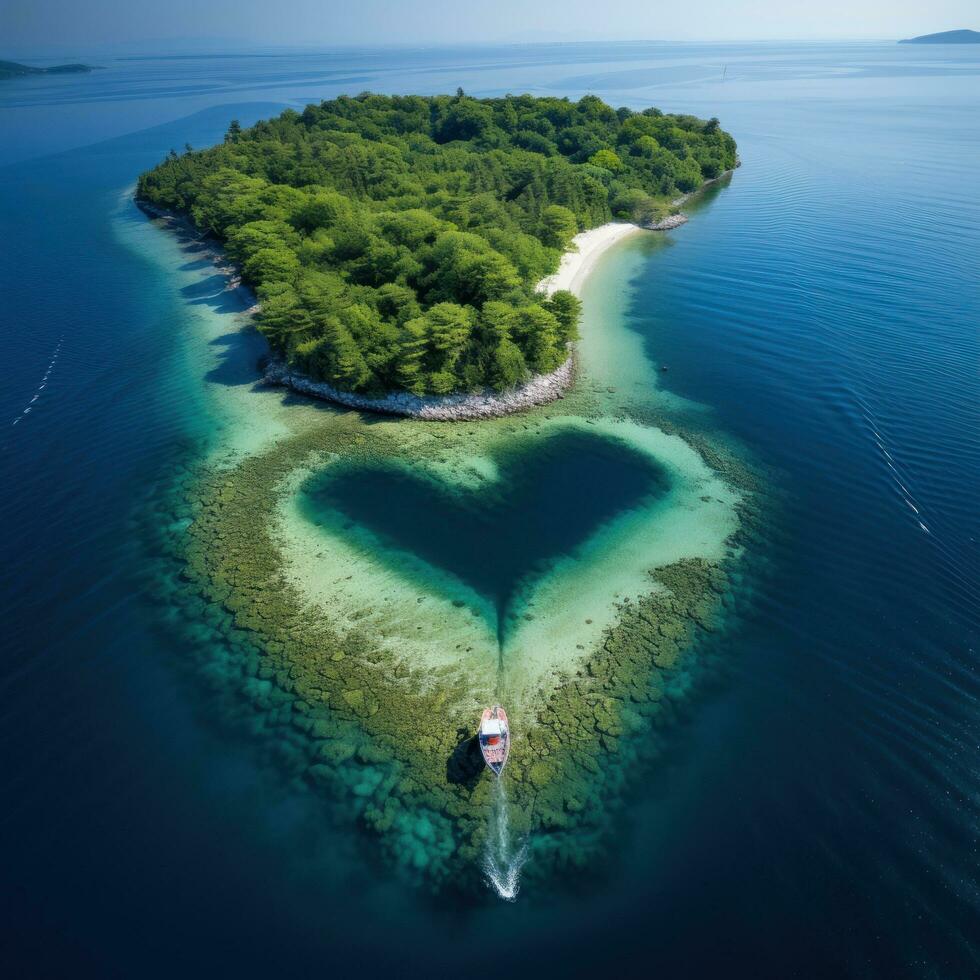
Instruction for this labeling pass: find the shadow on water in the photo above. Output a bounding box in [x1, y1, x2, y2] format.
[180, 281, 248, 315]
[204, 331, 267, 387]
[174, 234, 210, 253]
[180, 273, 229, 300]
[299, 428, 673, 646]
[179, 257, 216, 272]
[446, 730, 484, 787]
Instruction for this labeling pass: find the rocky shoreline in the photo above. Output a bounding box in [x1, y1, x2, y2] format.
[645, 213, 689, 231]
[641, 165, 739, 231]
[262, 355, 575, 421]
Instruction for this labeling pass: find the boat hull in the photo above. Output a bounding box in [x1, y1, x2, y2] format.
[479, 706, 510, 776]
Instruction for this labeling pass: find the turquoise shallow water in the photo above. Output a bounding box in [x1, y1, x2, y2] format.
[1, 41, 978, 978]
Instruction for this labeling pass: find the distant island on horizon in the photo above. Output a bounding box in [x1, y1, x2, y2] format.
[0, 59, 98, 80]
[899, 29, 980, 44]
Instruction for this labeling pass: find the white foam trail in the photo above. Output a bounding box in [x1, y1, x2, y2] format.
[10, 335, 63, 427]
[860, 406, 930, 531]
[483, 778, 527, 901]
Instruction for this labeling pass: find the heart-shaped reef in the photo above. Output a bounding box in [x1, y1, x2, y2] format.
[278, 414, 739, 707]
[299, 428, 671, 645]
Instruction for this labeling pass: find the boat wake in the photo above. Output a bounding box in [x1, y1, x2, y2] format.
[483, 778, 527, 901]
[10, 334, 63, 428]
[858, 398, 931, 534]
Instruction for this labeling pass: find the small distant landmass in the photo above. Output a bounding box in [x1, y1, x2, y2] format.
[0, 59, 99, 80]
[899, 29, 980, 44]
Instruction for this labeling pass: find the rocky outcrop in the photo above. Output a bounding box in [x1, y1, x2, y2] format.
[644, 213, 689, 231]
[262, 356, 574, 420]
[643, 165, 739, 232]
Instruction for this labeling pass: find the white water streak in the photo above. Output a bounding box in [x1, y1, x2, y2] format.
[859, 404, 930, 534]
[483, 778, 527, 901]
[11, 335, 63, 427]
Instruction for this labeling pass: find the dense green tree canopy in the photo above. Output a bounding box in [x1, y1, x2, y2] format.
[138, 93, 736, 395]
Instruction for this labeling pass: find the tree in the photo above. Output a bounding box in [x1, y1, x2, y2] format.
[545, 290, 582, 344]
[257, 282, 312, 349]
[375, 282, 422, 325]
[556, 125, 604, 161]
[290, 191, 353, 232]
[243, 246, 300, 284]
[512, 130, 555, 156]
[340, 303, 401, 383]
[675, 157, 703, 193]
[633, 135, 661, 157]
[379, 209, 450, 249]
[511, 305, 563, 374]
[190, 170, 269, 234]
[302, 317, 372, 390]
[610, 187, 666, 225]
[540, 205, 578, 249]
[478, 301, 516, 343]
[588, 149, 624, 173]
[459, 250, 522, 304]
[226, 220, 298, 264]
[435, 99, 494, 143]
[423, 302, 473, 376]
[423, 231, 520, 306]
[395, 318, 429, 395]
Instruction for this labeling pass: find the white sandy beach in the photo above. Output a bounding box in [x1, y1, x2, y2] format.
[537, 222, 642, 297]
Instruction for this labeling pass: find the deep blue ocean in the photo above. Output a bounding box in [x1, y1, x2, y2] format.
[1, 42, 978, 978]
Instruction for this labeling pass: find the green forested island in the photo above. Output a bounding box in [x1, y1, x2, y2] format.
[0, 60, 97, 79]
[138, 93, 736, 396]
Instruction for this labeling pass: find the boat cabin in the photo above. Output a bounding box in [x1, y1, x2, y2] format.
[481, 719, 504, 746]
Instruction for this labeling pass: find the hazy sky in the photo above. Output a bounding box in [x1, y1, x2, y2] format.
[4, 0, 976, 52]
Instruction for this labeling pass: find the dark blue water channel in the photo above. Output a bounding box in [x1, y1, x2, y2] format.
[1, 42, 978, 978]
